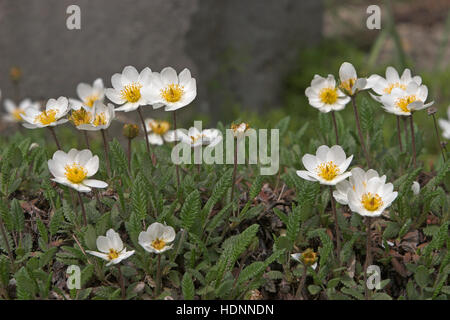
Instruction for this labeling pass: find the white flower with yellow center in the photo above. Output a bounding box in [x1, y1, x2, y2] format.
[105, 66, 153, 112]
[347, 175, 398, 217]
[379, 82, 433, 116]
[142, 67, 196, 112]
[69, 78, 105, 109]
[305, 74, 350, 112]
[438, 106, 450, 139]
[178, 127, 222, 148]
[333, 167, 384, 205]
[296, 145, 353, 186]
[144, 118, 179, 145]
[22, 97, 69, 129]
[368, 66, 422, 103]
[86, 229, 135, 266]
[47, 149, 108, 193]
[138, 222, 176, 254]
[231, 122, 250, 138]
[71, 101, 115, 131]
[338, 62, 371, 96]
[3, 98, 40, 123]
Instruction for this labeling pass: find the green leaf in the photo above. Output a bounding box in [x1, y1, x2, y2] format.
[414, 265, 430, 289]
[180, 189, 201, 233]
[182, 272, 195, 300]
[308, 284, 322, 295]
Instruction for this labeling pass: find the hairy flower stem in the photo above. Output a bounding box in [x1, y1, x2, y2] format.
[396, 116, 403, 152]
[127, 138, 132, 174]
[77, 191, 87, 226]
[156, 254, 162, 297]
[173, 111, 180, 191]
[83, 131, 90, 149]
[101, 129, 112, 178]
[48, 127, 61, 150]
[331, 111, 339, 145]
[295, 267, 307, 300]
[351, 96, 371, 167]
[117, 265, 126, 300]
[230, 142, 238, 217]
[364, 217, 372, 300]
[329, 186, 341, 265]
[409, 114, 417, 168]
[137, 107, 156, 166]
[0, 218, 14, 269]
[432, 114, 446, 162]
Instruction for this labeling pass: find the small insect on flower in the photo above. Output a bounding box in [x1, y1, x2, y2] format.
[347, 175, 398, 217]
[178, 127, 223, 147]
[106, 66, 153, 112]
[142, 67, 197, 112]
[138, 222, 176, 254]
[438, 106, 450, 140]
[231, 122, 250, 138]
[47, 149, 108, 193]
[305, 74, 350, 112]
[338, 62, 371, 96]
[69, 78, 105, 109]
[3, 98, 40, 123]
[21, 97, 69, 129]
[296, 145, 353, 186]
[145, 118, 179, 145]
[291, 248, 318, 270]
[71, 101, 115, 131]
[333, 167, 383, 205]
[86, 229, 135, 266]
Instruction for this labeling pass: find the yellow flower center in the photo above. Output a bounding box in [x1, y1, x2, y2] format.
[160, 84, 184, 103]
[84, 95, 99, 108]
[316, 161, 340, 181]
[12, 109, 24, 121]
[151, 238, 166, 251]
[93, 113, 107, 126]
[361, 192, 383, 211]
[396, 95, 417, 113]
[107, 248, 119, 260]
[64, 163, 87, 184]
[301, 248, 318, 267]
[69, 108, 92, 126]
[120, 82, 143, 103]
[340, 78, 356, 95]
[231, 123, 250, 133]
[150, 120, 170, 135]
[384, 82, 406, 94]
[35, 109, 57, 125]
[319, 87, 338, 105]
[190, 134, 202, 143]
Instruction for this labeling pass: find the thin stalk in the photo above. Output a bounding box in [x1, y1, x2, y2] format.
[127, 138, 132, 174]
[117, 265, 126, 300]
[403, 117, 409, 149]
[155, 254, 161, 296]
[396, 116, 403, 152]
[364, 217, 372, 300]
[351, 97, 371, 167]
[173, 111, 180, 191]
[76, 191, 88, 226]
[432, 114, 446, 162]
[83, 131, 90, 149]
[329, 186, 341, 265]
[137, 107, 155, 165]
[230, 141, 238, 216]
[331, 111, 339, 145]
[101, 129, 111, 177]
[409, 114, 417, 168]
[295, 267, 307, 300]
[48, 127, 61, 150]
[0, 218, 14, 268]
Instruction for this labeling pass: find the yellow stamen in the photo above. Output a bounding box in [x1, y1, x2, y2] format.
[84, 95, 99, 108]
[316, 161, 340, 181]
[396, 95, 417, 113]
[160, 84, 184, 103]
[69, 108, 92, 126]
[107, 248, 119, 260]
[12, 109, 24, 121]
[319, 87, 338, 104]
[151, 238, 166, 251]
[120, 82, 143, 103]
[339, 78, 356, 95]
[361, 192, 383, 211]
[301, 248, 318, 267]
[35, 109, 57, 125]
[384, 82, 406, 94]
[231, 123, 250, 133]
[93, 113, 107, 126]
[149, 120, 170, 135]
[64, 163, 87, 184]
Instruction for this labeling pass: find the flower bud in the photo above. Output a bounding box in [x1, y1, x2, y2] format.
[9, 67, 22, 82]
[123, 123, 139, 139]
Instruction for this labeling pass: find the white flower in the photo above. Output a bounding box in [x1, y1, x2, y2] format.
[379, 82, 434, 116]
[178, 127, 223, 148]
[291, 249, 318, 270]
[333, 167, 384, 205]
[69, 101, 115, 131]
[347, 176, 398, 217]
[438, 106, 450, 139]
[3, 98, 40, 123]
[22, 97, 69, 129]
[144, 118, 179, 145]
[142, 67, 197, 112]
[296, 145, 353, 186]
[105, 66, 153, 112]
[86, 229, 135, 266]
[47, 148, 108, 193]
[305, 74, 350, 112]
[231, 122, 250, 138]
[69, 78, 105, 109]
[368, 66, 422, 103]
[339, 62, 371, 96]
[138, 222, 176, 254]
[411, 181, 420, 195]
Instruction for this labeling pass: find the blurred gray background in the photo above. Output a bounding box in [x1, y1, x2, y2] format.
[0, 0, 323, 122]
